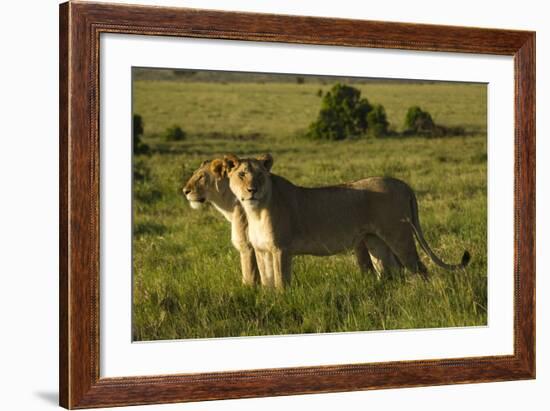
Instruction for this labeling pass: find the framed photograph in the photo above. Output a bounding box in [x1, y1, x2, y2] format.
[59, 1, 535, 408]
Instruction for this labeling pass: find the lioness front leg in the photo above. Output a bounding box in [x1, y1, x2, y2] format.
[231, 207, 260, 285]
[239, 247, 260, 286]
[256, 250, 275, 287]
[272, 249, 292, 289]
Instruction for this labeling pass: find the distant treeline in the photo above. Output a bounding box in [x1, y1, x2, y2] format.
[133, 67, 472, 86]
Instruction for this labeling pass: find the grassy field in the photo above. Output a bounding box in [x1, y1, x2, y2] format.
[132, 74, 487, 341]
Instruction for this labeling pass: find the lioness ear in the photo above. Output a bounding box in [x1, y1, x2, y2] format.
[257, 153, 273, 171]
[224, 154, 240, 174]
[210, 159, 225, 179]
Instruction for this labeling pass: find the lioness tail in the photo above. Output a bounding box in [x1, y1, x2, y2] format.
[408, 195, 470, 271]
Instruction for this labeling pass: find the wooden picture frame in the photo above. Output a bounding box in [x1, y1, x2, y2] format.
[59, 1, 535, 408]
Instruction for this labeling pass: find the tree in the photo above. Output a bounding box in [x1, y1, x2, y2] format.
[307, 83, 374, 140]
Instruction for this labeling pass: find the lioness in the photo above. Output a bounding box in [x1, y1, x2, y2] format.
[219, 153, 470, 289]
[182, 160, 260, 285]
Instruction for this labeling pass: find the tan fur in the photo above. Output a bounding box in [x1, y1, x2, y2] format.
[222, 154, 470, 288]
[182, 160, 260, 285]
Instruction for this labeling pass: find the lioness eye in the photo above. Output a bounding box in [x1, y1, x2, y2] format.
[238, 172, 245, 179]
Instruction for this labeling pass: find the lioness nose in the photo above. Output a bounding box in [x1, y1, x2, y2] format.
[183, 188, 191, 195]
[247, 187, 257, 194]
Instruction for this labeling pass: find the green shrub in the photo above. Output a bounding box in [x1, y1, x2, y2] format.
[367, 104, 389, 137]
[162, 125, 186, 141]
[133, 114, 149, 154]
[403, 106, 465, 137]
[404, 106, 435, 133]
[307, 83, 391, 140]
[307, 83, 373, 140]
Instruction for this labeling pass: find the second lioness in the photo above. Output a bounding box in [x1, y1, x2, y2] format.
[183, 160, 260, 285]
[219, 153, 470, 289]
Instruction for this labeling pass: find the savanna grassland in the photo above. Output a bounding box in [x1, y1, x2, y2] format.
[132, 71, 487, 341]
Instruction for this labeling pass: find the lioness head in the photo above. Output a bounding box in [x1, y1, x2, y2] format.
[182, 159, 226, 209]
[221, 153, 273, 208]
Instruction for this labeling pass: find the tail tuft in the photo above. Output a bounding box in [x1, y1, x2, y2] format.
[461, 251, 471, 267]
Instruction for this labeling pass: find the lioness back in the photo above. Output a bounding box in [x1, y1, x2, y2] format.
[268, 175, 414, 255]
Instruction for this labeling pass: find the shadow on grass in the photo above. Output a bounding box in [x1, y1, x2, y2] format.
[134, 221, 167, 236]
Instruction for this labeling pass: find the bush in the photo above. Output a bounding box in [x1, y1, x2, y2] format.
[162, 125, 186, 141]
[367, 105, 389, 137]
[403, 106, 465, 137]
[404, 106, 435, 133]
[307, 83, 373, 140]
[307, 83, 391, 140]
[133, 114, 149, 154]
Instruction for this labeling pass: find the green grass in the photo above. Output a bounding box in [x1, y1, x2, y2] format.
[132, 77, 487, 341]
